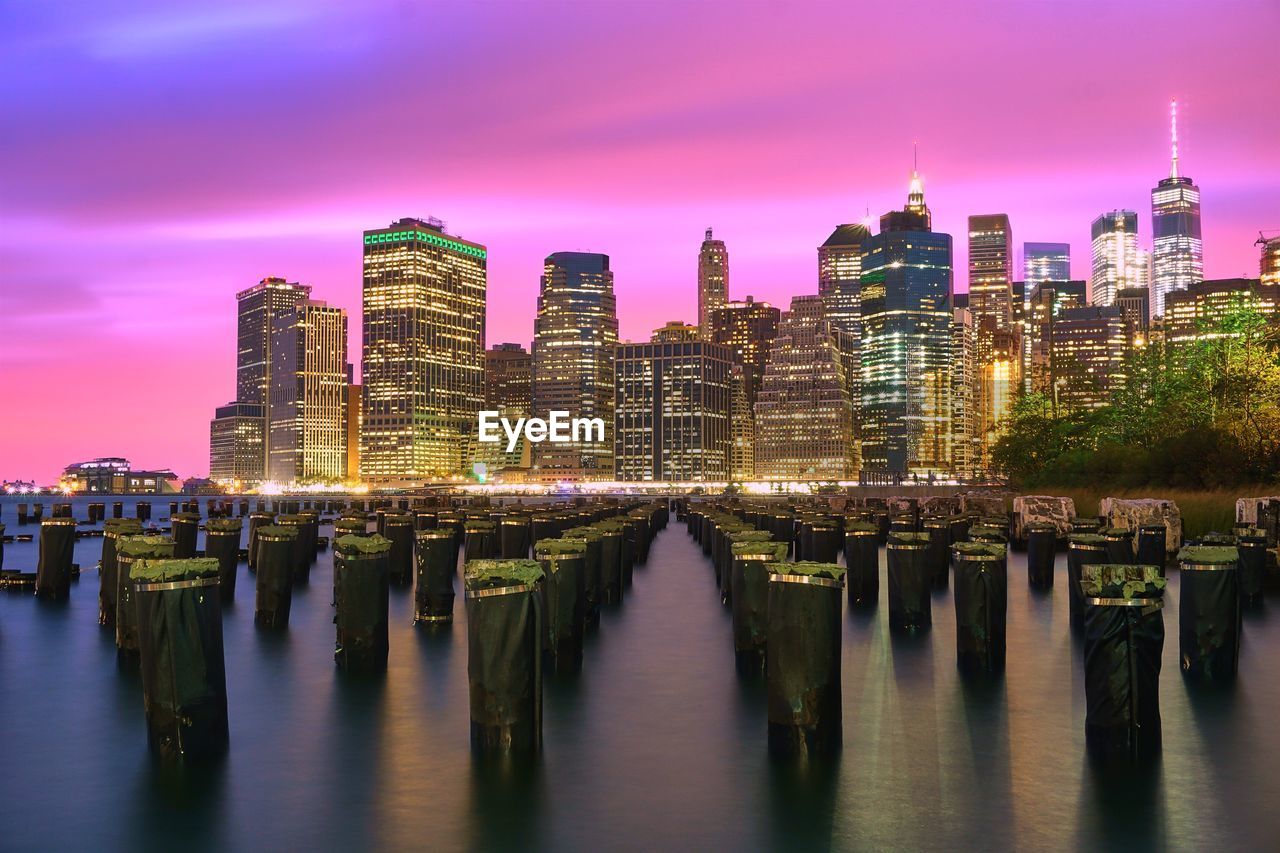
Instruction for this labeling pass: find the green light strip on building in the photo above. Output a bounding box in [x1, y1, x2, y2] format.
[363, 230, 487, 259]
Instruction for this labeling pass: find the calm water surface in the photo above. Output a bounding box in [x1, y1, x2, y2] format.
[1, 496, 1279, 851]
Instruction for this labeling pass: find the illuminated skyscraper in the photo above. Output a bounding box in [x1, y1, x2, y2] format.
[968, 214, 1014, 329]
[1115, 287, 1150, 340]
[532, 252, 618, 481]
[236, 277, 312, 407]
[1050, 305, 1127, 410]
[1151, 99, 1203, 317]
[753, 295, 855, 480]
[1261, 235, 1280, 286]
[818, 223, 872, 336]
[1163, 278, 1280, 345]
[1023, 243, 1071, 285]
[707, 297, 780, 480]
[209, 402, 266, 486]
[1091, 211, 1147, 307]
[697, 228, 728, 338]
[361, 218, 487, 485]
[950, 309, 978, 480]
[1024, 280, 1088, 393]
[485, 343, 533, 414]
[614, 330, 731, 482]
[267, 300, 348, 483]
[345, 379, 361, 483]
[860, 167, 953, 478]
[727, 365, 754, 481]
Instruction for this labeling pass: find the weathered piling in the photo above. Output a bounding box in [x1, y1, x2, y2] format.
[246, 511, 273, 574]
[334, 535, 392, 673]
[464, 520, 497, 564]
[414, 529, 457, 624]
[1101, 527, 1135, 565]
[116, 536, 177, 661]
[1236, 528, 1267, 608]
[843, 521, 879, 607]
[562, 526, 603, 629]
[499, 516, 532, 559]
[132, 557, 228, 762]
[766, 562, 845, 758]
[887, 532, 932, 633]
[383, 514, 415, 586]
[466, 559, 545, 755]
[923, 517, 950, 589]
[1025, 522, 1057, 589]
[170, 512, 201, 559]
[1136, 524, 1167, 573]
[1067, 534, 1109, 630]
[535, 540, 587, 676]
[100, 518, 143, 625]
[203, 518, 242, 603]
[952, 542, 1008, 674]
[730, 540, 787, 673]
[1081, 565, 1165, 762]
[1177, 545, 1241, 680]
[253, 525, 297, 629]
[35, 518, 77, 601]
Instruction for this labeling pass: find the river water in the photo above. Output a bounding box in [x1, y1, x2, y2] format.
[1, 496, 1278, 851]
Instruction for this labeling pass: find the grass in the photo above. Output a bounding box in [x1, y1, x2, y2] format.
[1033, 486, 1266, 540]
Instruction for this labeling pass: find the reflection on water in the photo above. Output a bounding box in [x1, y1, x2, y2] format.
[2, 496, 1280, 849]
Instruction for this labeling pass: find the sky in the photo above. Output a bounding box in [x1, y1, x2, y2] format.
[2, 0, 1278, 483]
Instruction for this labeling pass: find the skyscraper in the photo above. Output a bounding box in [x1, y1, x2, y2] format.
[818, 223, 872, 336]
[950, 309, 978, 481]
[1023, 243, 1071, 285]
[1115, 287, 1150, 339]
[968, 214, 1014, 329]
[532, 252, 618, 481]
[1051, 306, 1128, 410]
[345, 378, 361, 483]
[697, 228, 728, 338]
[1261, 235, 1280, 286]
[1162, 278, 1280, 345]
[753, 296, 855, 480]
[860, 168, 954, 478]
[1024, 280, 1088, 394]
[361, 217, 487, 485]
[614, 330, 731, 482]
[236, 277, 312, 407]
[485, 343, 533, 415]
[1090, 211, 1147, 307]
[267, 300, 348, 483]
[209, 402, 266, 486]
[707, 297, 780, 481]
[1151, 99, 1203, 317]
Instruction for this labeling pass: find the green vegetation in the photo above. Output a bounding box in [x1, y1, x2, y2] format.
[996, 300, 1280, 491]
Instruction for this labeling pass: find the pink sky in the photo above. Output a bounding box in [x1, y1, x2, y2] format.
[2, 0, 1278, 482]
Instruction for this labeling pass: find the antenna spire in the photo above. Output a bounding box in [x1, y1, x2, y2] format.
[1170, 98, 1180, 179]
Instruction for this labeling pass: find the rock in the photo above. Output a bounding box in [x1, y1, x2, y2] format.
[920, 496, 960, 516]
[885, 496, 918, 516]
[960, 491, 1011, 517]
[1012, 495, 1076, 541]
[1236, 496, 1280, 545]
[1100, 498, 1182, 555]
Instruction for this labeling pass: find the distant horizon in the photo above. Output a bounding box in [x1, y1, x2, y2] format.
[3, 0, 1278, 482]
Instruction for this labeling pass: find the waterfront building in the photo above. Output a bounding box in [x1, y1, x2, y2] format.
[614, 331, 732, 482]
[344, 380, 361, 483]
[1258, 234, 1280, 286]
[727, 364, 754, 481]
[697, 228, 729, 338]
[950, 309, 979, 481]
[236, 277, 312, 407]
[754, 295, 856, 480]
[974, 317, 1020, 474]
[1162, 278, 1280, 345]
[1024, 281, 1088, 393]
[706, 297, 781, 478]
[267, 301, 348, 483]
[859, 168, 953, 478]
[361, 217, 487, 485]
[968, 214, 1014, 329]
[1090, 210, 1147, 306]
[532, 252, 618, 481]
[818, 223, 872, 337]
[1023, 242, 1071, 286]
[210, 402, 267, 486]
[1050, 305, 1128, 410]
[60, 458, 181, 494]
[485, 343, 533, 414]
[1115, 287, 1151, 341]
[1151, 99, 1204, 318]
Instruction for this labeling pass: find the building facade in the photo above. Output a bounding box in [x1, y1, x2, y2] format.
[697, 228, 728, 338]
[1162, 279, 1280, 345]
[1023, 242, 1071, 285]
[267, 301, 348, 483]
[818, 223, 872, 336]
[1260, 235, 1280, 286]
[968, 214, 1014, 330]
[485, 343, 533, 414]
[1051, 305, 1128, 409]
[614, 333, 732, 482]
[1115, 287, 1151, 339]
[1151, 100, 1204, 318]
[361, 218, 487, 485]
[236, 277, 313, 408]
[210, 402, 266, 486]
[1090, 210, 1148, 307]
[532, 252, 618, 481]
[859, 172, 954, 477]
[1023, 280, 1088, 394]
[753, 295, 856, 480]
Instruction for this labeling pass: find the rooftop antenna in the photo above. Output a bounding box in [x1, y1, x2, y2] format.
[1169, 98, 1180, 179]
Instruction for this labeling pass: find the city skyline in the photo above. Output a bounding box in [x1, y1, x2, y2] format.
[3, 1, 1278, 482]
